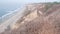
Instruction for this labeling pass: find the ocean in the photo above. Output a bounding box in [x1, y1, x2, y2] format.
[0, 3, 24, 23]
[0, 3, 24, 17]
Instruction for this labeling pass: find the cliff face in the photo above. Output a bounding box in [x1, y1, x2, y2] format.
[1, 3, 60, 34]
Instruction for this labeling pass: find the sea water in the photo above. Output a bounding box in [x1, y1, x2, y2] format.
[0, 3, 24, 23]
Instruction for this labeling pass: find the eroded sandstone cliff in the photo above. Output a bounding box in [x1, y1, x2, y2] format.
[1, 3, 60, 34]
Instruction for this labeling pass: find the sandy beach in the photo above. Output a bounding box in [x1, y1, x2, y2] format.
[0, 7, 26, 33]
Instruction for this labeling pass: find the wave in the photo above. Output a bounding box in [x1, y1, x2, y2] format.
[0, 5, 25, 23]
[0, 8, 21, 23]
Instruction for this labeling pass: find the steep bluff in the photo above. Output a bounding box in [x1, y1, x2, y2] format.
[1, 3, 60, 34]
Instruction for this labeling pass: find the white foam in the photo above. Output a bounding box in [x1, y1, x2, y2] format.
[0, 5, 26, 33]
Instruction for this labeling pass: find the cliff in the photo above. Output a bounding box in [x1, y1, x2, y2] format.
[1, 3, 60, 34]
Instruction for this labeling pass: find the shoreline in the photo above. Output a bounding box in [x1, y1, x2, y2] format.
[0, 5, 26, 33]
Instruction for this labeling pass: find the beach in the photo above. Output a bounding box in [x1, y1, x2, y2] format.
[0, 6, 26, 33]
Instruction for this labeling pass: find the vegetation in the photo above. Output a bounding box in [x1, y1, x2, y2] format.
[45, 2, 60, 12]
[45, 3, 53, 12]
[52, 2, 60, 4]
